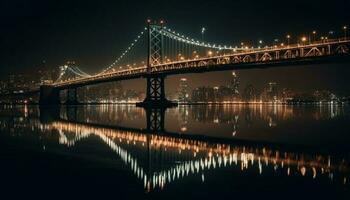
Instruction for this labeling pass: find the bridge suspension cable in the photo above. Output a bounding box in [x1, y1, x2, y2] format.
[154, 25, 243, 64]
[98, 27, 148, 75]
[98, 24, 244, 75]
[71, 66, 91, 77]
[55, 65, 91, 83]
[52, 22, 350, 86]
[161, 27, 238, 50]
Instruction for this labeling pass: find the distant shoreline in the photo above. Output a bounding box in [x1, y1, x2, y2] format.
[0, 101, 348, 106]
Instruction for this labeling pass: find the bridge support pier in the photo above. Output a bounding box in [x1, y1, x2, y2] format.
[65, 88, 79, 105]
[39, 85, 60, 105]
[136, 75, 177, 108]
[145, 107, 166, 132]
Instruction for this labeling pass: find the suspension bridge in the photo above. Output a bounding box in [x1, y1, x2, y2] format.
[35, 20, 350, 106]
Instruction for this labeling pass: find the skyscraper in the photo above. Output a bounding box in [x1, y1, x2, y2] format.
[267, 82, 278, 102]
[243, 84, 258, 102]
[229, 71, 240, 100]
[178, 78, 190, 103]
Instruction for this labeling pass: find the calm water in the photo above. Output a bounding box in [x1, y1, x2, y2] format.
[0, 104, 349, 199]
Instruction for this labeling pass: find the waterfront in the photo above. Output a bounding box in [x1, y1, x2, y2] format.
[0, 104, 349, 199]
[1, 0, 350, 199]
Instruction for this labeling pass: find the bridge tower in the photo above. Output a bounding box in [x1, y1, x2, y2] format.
[145, 107, 165, 132]
[137, 20, 177, 108]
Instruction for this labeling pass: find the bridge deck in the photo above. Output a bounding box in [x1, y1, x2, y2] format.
[51, 39, 350, 89]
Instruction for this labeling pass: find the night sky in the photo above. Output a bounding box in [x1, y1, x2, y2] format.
[1, 0, 349, 94]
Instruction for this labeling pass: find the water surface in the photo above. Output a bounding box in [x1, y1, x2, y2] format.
[0, 104, 349, 199]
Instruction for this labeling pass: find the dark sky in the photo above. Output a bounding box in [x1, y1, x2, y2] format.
[0, 0, 349, 94]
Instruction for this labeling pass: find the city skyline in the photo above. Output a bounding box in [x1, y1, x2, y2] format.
[1, 68, 348, 104]
[2, 64, 350, 97]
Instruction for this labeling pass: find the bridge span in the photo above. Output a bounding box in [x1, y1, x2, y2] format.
[21, 21, 350, 106]
[53, 39, 350, 89]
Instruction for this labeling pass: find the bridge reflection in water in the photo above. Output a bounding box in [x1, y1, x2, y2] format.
[49, 121, 349, 191]
[1, 105, 348, 192]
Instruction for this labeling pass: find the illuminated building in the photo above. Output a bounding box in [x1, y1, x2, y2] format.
[228, 71, 240, 100]
[178, 78, 190, 103]
[0, 80, 7, 95]
[267, 82, 278, 102]
[243, 84, 259, 102]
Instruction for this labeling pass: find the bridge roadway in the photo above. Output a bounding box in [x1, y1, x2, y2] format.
[52, 39, 350, 90]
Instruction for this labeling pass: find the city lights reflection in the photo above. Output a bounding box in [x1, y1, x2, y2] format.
[1, 108, 348, 192]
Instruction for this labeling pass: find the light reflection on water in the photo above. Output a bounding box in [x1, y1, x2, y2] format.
[0, 104, 349, 197]
[46, 120, 350, 191]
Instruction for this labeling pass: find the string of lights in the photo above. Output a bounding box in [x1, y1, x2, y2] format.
[161, 27, 240, 50]
[52, 24, 349, 85]
[99, 27, 148, 75]
[71, 66, 90, 77]
[56, 65, 91, 82]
